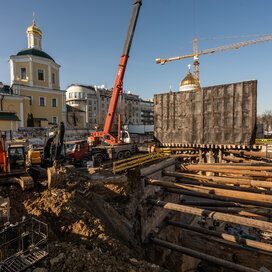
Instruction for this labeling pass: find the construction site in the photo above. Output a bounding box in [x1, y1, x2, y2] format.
[1, 1, 272, 272]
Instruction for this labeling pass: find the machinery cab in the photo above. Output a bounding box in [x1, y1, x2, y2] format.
[7, 144, 26, 173]
[120, 130, 132, 144]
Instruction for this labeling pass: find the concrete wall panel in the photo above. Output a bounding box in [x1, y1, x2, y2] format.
[154, 80, 257, 145]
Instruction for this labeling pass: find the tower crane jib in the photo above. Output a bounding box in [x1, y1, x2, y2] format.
[156, 35, 272, 80]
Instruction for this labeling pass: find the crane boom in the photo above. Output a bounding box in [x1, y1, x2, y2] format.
[156, 35, 272, 65]
[90, 0, 142, 145]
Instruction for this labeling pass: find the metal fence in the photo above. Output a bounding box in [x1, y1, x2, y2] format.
[113, 149, 171, 174]
[255, 139, 272, 144]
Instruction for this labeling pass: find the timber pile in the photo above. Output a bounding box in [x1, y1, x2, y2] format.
[146, 162, 272, 271]
[164, 146, 272, 165]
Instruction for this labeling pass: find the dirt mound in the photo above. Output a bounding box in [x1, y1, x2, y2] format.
[0, 169, 168, 272]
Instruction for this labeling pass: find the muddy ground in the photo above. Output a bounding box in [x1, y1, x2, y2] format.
[0, 167, 169, 272]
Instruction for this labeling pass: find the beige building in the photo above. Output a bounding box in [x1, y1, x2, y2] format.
[2, 16, 66, 130]
[66, 85, 141, 129]
[0, 84, 29, 130]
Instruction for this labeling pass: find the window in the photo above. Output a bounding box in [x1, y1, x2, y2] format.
[79, 93, 82, 99]
[39, 97, 46, 106]
[75, 92, 78, 98]
[38, 69, 44, 81]
[101, 103, 104, 108]
[94, 107, 96, 111]
[89, 106, 92, 111]
[82, 93, 86, 99]
[52, 98, 57, 107]
[29, 96, 33, 105]
[88, 100, 92, 105]
[20, 67, 26, 80]
[69, 93, 72, 99]
[101, 96, 104, 101]
[52, 116, 58, 124]
[52, 73, 56, 84]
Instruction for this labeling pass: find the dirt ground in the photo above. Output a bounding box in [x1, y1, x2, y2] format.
[0, 167, 169, 272]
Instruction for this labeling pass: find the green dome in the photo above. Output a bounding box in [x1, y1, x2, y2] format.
[17, 48, 55, 62]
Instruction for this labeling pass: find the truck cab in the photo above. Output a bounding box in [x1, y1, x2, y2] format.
[66, 140, 108, 167]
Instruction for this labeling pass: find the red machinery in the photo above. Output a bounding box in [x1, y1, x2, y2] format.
[90, 0, 142, 145]
[0, 131, 34, 190]
[0, 131, 8, 173]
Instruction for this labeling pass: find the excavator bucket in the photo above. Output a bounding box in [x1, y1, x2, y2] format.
[47, 161, 66, 189]
[18, 176, 35, 191]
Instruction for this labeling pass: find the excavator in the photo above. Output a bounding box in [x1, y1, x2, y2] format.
[0, 131, 34, 190]
[89, 0, 142, 155]
[28, 122, 66, 188]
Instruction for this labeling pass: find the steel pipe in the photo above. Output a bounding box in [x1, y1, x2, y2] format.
[167, 220, 272, 252]
[181, 164, 272, 171]
[161, 173, 272, 194]
[164, 171, 272, 189]
[166, 187, 272, 209]
[180, 165, 272, 178]
[147, 179, 272, 203]
[227, 150, 272, 159]
[150, 237, 259, 272]
[149, 199, 272, 232]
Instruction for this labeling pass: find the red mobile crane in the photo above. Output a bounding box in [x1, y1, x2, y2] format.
[89, 0, 142, 146]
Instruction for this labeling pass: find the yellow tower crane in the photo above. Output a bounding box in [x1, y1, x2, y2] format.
[156, 34, 272, 79]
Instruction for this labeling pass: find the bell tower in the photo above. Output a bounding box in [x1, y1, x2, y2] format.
[26, 12, 42, 50]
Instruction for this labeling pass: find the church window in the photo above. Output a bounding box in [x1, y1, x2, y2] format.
[20, 67, 26, 80]
[52, 98, 57, 107]
[29, 96, 33, 105]
[39, 97, 46, 106]
[38, 69, 44, 81]
[52, 73, 56, 84]
[52, 116, 58, 124]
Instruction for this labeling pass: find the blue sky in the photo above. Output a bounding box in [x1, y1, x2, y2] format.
[0, 0, 271, 114]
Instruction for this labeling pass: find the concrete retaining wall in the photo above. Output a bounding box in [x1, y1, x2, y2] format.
[154, 80, 257, 145]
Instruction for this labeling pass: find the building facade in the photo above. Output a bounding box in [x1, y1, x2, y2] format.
[6, 17, 66, 129]
[140, 99, 154, 125]
[0, 84, 28, 130]
[66, 85, 141, 129]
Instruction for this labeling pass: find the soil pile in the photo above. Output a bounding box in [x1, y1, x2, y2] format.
[0, 168, 168, 272]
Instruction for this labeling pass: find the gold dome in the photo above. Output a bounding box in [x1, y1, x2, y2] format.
[26, 13, 42, 36]
[180, 71, 200, 88]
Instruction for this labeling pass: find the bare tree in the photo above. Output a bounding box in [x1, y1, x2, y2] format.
[257, 110, 272, 132]
[118, 102, 133, 125]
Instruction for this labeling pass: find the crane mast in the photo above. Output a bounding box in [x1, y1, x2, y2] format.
[90, 0, 142, 145]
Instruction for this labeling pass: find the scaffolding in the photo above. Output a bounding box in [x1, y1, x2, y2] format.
[0, 217, 48, 272]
